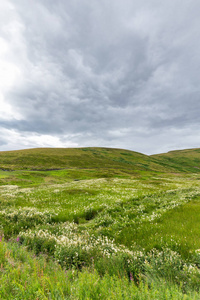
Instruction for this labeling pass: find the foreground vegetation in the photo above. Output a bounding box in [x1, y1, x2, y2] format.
[1, 147, 200, 299]
[1, 240, 200, 299]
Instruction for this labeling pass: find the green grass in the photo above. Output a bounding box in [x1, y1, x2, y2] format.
[2, 240, 199, 299]
[1, 147, 200, 298]
[141, 198, 200, 256]
[0, 147, 181, 173]
[152, 147, 200, 173]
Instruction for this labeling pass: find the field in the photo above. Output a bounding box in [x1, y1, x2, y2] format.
[1, 147, 200, 299]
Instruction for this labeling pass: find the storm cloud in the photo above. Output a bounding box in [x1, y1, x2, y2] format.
[0, 0, 200, 154]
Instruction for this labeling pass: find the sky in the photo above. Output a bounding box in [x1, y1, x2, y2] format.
[0, 0, 200, 155]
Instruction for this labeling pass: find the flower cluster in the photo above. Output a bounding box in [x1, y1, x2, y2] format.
[0, 207, 57, 225]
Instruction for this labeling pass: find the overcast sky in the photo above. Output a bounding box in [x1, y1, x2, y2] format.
[0, 0, 200, 154]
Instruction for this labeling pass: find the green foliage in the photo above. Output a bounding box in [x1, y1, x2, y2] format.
[1, 147, 200, 298]
[0, 240, 200, 299]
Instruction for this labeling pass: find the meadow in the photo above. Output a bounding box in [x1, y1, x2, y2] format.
[1, 147, 200, 299]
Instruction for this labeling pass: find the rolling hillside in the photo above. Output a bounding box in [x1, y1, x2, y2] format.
[0, 147, 171, 173]
[152, 148, 200, 173]
[0, 148, 188, 173]
[1, 147, 200, 174]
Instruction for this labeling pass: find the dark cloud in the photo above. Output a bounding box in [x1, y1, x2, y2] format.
[0, 0, 200, 154]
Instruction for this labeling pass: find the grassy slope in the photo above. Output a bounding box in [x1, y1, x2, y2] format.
[0, 147, 176, 172]
[152, 148, 200, 173]
[1, 146, 200, 174]
[1, 146, 200, 187]
[0, 147, 176, 187]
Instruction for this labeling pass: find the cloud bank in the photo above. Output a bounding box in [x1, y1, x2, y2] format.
[0, 0, 200, 154]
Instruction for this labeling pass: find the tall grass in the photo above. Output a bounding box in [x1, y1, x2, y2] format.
[0, 239, 199, 299]
[1, 148, 200, 298]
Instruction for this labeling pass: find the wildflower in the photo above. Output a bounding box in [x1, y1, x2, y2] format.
[130, 272, 134, 281]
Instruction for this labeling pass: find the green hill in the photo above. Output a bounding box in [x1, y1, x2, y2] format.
[1, 147, 200, 175]
[152, 148, 200, 173]
[0, 147, 173, 173]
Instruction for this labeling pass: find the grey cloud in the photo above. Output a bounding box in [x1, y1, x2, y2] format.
[1, 0, 200, 153]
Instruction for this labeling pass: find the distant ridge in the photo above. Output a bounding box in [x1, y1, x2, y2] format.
[151, 148, 200, 173]
[0, 147, 200, 174]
